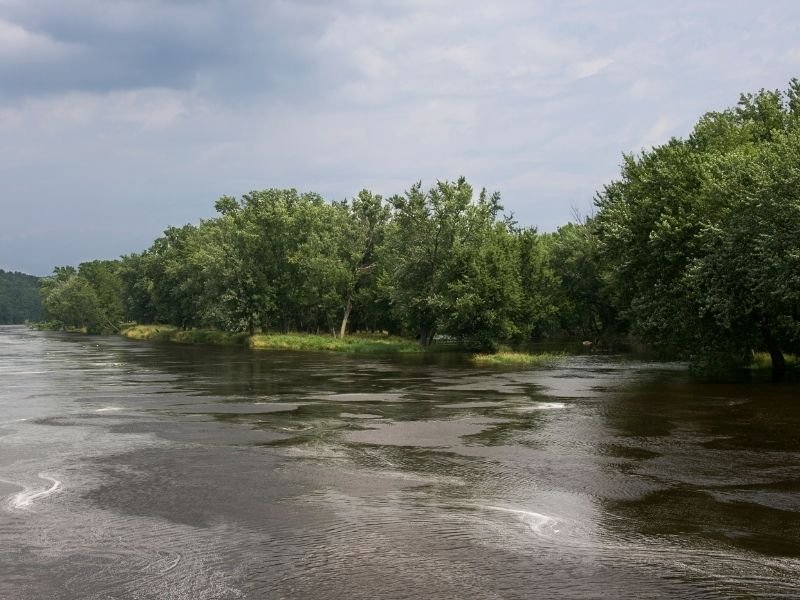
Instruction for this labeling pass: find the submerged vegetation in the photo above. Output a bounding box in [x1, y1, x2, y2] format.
[36, 80, 800, 377]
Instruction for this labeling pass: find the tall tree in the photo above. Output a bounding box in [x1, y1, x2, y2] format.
[595, 80, 800, 376]
[382, 177, 511, 346]
[334, 190, 390, 337]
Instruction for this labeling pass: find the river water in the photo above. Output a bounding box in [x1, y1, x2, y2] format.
[0, 325, 798, 599]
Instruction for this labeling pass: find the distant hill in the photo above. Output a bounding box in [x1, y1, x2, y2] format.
[0, 270, 43, 324]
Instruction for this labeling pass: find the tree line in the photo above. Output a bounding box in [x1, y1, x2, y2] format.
[41, 180, 614, 349]
[0, 269, 42, 324]
[39, 80, 800, 376]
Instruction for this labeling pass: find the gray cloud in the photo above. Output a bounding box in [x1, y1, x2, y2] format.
[0, 0, 328, 99]
[1, 0, 799, 275]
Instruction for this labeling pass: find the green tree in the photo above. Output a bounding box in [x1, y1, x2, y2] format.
[513, 228, 560, 339]
[442, 219, 521, 349]
[0, 270, 42, 324]
[382, 177, 513, 347]
[595, 80, 800, 377]
[547, 222, 619, 341]
[333, 190, 390, 337]
[41, 270, 103, 332]
[78, 260, 124, 327]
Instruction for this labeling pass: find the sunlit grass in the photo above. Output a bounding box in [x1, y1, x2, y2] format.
[122, 325, 425, 353]
[748, 351, 799, 370]
[121, 324, 248, 345]
[249, 333, 422, 353]
[471, 351, 565, 367]
[121, 324, 177, 341]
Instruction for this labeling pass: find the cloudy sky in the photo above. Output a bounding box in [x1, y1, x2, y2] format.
[1, 0, 798, 275]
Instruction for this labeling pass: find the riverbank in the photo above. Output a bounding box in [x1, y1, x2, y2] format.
[748, 352, 799, 372]
[471, 351, 565, 367]
[121, 325, 574, 364]
[121, 324, 425, 353]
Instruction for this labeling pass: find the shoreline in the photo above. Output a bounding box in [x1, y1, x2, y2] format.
[120, 325, 577, 367]
[121, 324, 429, 354]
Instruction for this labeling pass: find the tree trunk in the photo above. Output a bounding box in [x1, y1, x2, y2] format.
[419, 326, 435, 347]
[339, 293, 353, 339]
[761, 322, 785, 381]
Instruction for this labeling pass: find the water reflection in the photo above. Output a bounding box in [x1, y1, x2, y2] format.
[1, 326, 799, 598]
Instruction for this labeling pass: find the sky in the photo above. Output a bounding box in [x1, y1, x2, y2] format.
[1, 1, 799, 276]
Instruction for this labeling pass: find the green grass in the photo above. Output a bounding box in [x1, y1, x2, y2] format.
[471, 351, 565, 367]
[122, 324, 177, 341]
[122, 325, 424, 353]
[248, 332, 422, 353]
[748, 351, 799, 370]
[121, 324, 249, 346]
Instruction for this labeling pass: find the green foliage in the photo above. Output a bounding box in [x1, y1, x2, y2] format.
[120, 324, 178, 341]
[37, 178, 622, 351]
[595, 79, 800, 375]
[122, 324, 249, 345]
[547, 222, 620, 340]
[381, 177, 520, 348]
[749, 352, 798, 371]
[33, 80, 800, 376]
[514, 228, 560, 338]
[40, 261, 123, 334]
[0, 269, 42, 324]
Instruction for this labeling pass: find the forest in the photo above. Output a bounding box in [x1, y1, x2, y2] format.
[37, 81, 800, 377]
[0, 270, 42, 324]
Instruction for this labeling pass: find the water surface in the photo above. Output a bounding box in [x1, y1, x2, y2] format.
[1, 326, 798, 598]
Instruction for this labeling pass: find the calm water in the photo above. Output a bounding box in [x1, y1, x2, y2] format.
[1, 325, 799, 599]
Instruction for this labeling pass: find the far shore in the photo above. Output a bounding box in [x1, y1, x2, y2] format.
[120, 324, 568, 367]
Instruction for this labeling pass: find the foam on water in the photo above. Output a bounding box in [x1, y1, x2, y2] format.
[513, 402, 567, 411]
[483, 505, 562, 535]
[6, 474, 62, 510]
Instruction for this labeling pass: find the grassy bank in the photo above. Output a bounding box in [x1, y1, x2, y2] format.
[471, 351, 565, 367]
[122, 325, 424, 353]
[748, 352, 799, 371]
[249, 333, 422, 353]
[122, 326, 576, 363]
[122, 325, 250, 346]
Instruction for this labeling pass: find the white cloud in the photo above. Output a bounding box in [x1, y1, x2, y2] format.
[2, 0, 800, 273]
[573, 57, 614, 80]
[0, 17, 76, 62]
[635, 115, 680, 151]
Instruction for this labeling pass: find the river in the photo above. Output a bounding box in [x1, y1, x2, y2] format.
[1, 325, 798, 598]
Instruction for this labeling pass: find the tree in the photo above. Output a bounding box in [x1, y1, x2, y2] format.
[41, 270, 103, 332]
[0, 270, 42, 324]
[442, 219, 521, 349]
[78, 260, 124, 327]
[547, 222, 619, 341]
[381, 177, 513, 347]
[595, 80, 800, 377]
[333, 190, 390, 337]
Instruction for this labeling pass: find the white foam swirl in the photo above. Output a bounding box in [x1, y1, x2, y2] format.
[7, 474, 62, 510]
